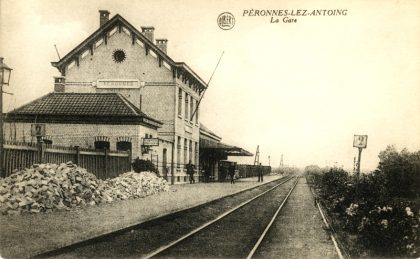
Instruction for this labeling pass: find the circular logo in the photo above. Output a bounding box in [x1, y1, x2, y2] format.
[217, 12, 235, 30]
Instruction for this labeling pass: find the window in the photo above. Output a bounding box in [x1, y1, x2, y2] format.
[185, 92, 189, 119]
[116, 141, 132, 151]
[195, 100, 199, 124]
[184, 138, 188, 166]
[43, 138, 53, 148]
[178, 89, 182, 116]
[190, 96, 194, 121]
[177, 136, 181, 168]
[94, 141, 110, 150]
[112, 49, 126, 63]
[189, 140, 193, 164]
[195, 142, 199, 166]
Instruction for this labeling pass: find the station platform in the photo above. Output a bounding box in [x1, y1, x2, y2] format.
[0, 174, 283, 258]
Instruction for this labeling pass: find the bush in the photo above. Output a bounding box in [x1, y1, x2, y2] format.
[307, 146, 420, 257]
[314, 168, 351, 214]
[131, 158, 158, 174]
[356, 204, 418, 256]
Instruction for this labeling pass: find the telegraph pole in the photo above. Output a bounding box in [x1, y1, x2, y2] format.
[190, 52, 224, 121]
[253, 145, 260, 165]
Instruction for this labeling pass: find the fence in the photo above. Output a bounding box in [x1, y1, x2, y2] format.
[2, 141, 131, 179]
[237, 164, 271, 178]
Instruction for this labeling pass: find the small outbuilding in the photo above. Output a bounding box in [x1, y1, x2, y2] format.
[4, 92, 162, 159]
[199, 124, 253, 181]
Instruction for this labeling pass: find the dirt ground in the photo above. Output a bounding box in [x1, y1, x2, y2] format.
[254, 177, 338, 259]
[0, 175, 281, 258]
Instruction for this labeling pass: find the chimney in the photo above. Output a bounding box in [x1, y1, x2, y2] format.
[99, 10, 110, 27]
[54, 76, 65, 92]
[141, 26, 155, 42]
[156, 39, 168, 54]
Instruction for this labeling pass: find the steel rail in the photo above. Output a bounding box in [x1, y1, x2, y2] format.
[142, 176, 296, 259]
[306, 175, 346, 259]
[246, 176, 300, 259]
[317, 201, 345, 259]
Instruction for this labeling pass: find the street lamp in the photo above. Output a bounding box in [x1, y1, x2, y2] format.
[0, 57, 13, 178]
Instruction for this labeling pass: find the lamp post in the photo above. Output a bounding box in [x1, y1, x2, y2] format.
[0, 57, 13, 178]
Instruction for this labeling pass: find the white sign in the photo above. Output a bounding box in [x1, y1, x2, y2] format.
[143, 138, 159, 146]
[96, 79, 140, 89]
[353, 135, 368, 148]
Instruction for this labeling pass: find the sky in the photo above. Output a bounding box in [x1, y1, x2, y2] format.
[1, 0, 419, 171]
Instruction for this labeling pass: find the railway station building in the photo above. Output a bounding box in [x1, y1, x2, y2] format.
[4, 10, 253, 183]
[5, 10, 203, 184]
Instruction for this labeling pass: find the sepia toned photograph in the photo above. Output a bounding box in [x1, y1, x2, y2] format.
[0, 0, 419, 258]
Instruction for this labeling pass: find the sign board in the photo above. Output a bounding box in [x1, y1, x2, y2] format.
[143, 138, 159, 146]
[96, 79, 140, 89]
[353, 135, 368, 148]
[31, 124, 46, 137]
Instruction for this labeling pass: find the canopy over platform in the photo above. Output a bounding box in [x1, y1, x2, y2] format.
[200, 139, 253, 157]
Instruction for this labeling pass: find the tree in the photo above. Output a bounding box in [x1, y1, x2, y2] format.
[375, 145, 420, 198]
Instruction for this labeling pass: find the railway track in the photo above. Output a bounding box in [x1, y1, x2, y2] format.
[37, 176, 296, 258]
[40, 176, 343, 259]
[146, 176, 300, 258]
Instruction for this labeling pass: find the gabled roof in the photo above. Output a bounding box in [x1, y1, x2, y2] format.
[5, 92, 162, 128]
[51, 14, 207, 90]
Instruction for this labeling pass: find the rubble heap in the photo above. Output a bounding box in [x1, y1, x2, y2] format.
[0, 162, 170, 215]
[103, 171, 170, 200]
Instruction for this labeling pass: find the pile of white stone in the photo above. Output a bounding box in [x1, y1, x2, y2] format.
[104, 171, 170, 200]
[0, 162, 170, 215]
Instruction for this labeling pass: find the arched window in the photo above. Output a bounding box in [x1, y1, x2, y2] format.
[117, 141, 132, 151]
[94, 141, 110, 150]
[43, 139, 53, 145]
[94, 136, 110, 150]
[42, 136, 53, 147]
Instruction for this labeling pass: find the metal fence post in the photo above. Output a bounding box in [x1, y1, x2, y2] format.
[128, 149, 132, 172]
[37, 137, 45, 164]
[74, 146, 80, 165]
[104, 147, 108, 179]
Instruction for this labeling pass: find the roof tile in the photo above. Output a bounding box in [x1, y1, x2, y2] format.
[10, 92, 154, 118]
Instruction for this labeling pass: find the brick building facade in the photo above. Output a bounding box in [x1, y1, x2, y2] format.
[5, 11, 206, 183]
[4, 92, 162, 161]
[4, 10, 254, 183]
